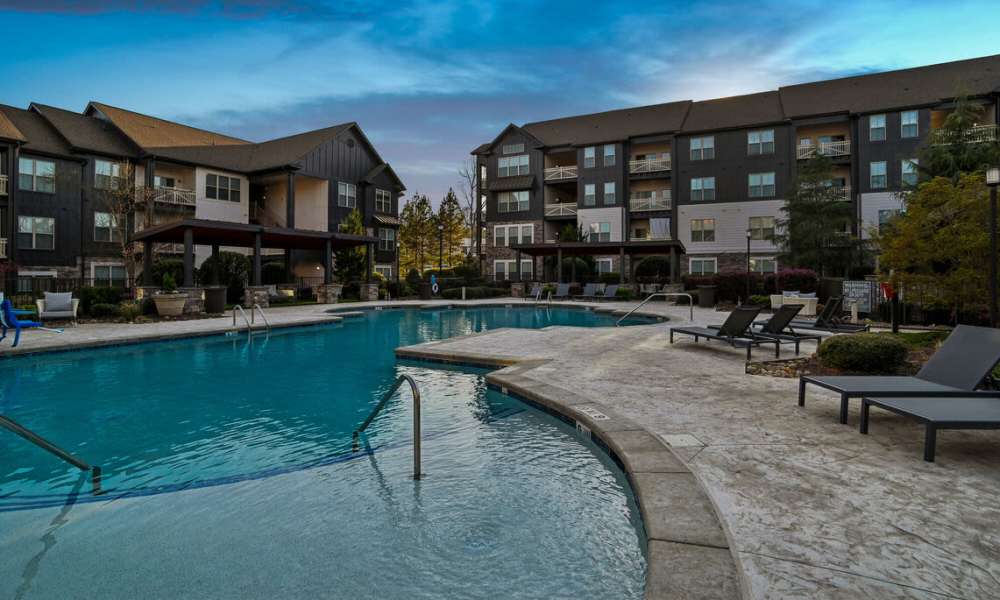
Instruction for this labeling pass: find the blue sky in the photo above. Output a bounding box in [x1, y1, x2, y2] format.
[2, 0, 999, 205]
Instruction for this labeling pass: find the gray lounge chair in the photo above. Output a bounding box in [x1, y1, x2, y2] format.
[860, 396, 1000, 462]
[600, 284, 619, 301]
[670, 306, 779, 361]
[575, 283, 601, 300]
[525, 283, 543, 301]
[799, 325, 1000, 424]
[750, 304, 824, 355]
[550, 283, 570, 300]
[791, 297, 868, 333]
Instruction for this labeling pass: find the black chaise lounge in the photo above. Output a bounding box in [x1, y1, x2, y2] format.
[791, 297, 869, 333]
[749, 304, 825, 355]
[799, 324, 1000, 424]
[670, 306, 779, 361]
[860, 396, 1000, 462]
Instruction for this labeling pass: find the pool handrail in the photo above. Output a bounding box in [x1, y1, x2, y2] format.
[250, 304, 271, 332]
[0, 414, 102, 494]
[352, 374, 422, 479]
[232, 305, 252, 338]
[617, 292, 693, 326]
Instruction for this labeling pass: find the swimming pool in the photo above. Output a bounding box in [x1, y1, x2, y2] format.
[1, 306, 649, 599]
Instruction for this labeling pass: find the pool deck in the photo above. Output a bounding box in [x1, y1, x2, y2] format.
[4, 299, 998, 599]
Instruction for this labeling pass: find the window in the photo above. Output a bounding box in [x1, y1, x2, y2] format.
[748, 172, 776, 198]
[869, 114, 886, 141]
[16, 270, 56, 293]
[878, 209, 902, 231]
[748, 216, 775, 241]
[690, 218, 715, 242]
[690, 136, 714, 160]
[498, 190, 529, 212]
[494, 224, 532, 247]
[689, 257, 717, 275]
[603, 182, 616, 205]
[375, 189, 393, 213]
[901, 110, 918, 138]
[584, 146, 596, 168]
[502, 143, 524, 154]
[378, 228, 396, 251]
[596, 258, 614, 274]
[19, 158, 56, 193]
[498, 154, 529, 177]
[207, 174, 241, 202]
[494, 259, 533, 281]
[94, 159, 121, 190]
[374, 264, 394, 279]
[337, 182, 357, 207]
[750, 257, 777, 274]
[690, 177, 716, 201]
[747, 129, 775, 155]
[870, 161, 887, 189]
[93, 264, 127, 287]
[584, 183, 596, 206]
[17, 216, 55, 250]
[902, 159, 919, 186]
[587, 222, 611, 242]
[154, 175, 176, 188]
[603, 144, 616, 166]
[94, 211, 120, 242]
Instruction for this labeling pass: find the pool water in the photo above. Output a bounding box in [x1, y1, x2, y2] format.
[0, 307, 648, 599]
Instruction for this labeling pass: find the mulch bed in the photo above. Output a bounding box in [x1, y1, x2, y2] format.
[747, 348, 930, 379]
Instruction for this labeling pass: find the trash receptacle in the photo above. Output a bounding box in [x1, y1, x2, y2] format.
[204, 286, 227, 314]
[696, 285, 716, 307]
[420, 283, 432, 300]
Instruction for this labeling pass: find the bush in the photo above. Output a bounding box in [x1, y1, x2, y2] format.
[818, 334, 909, 374]
[151, 259, 185, 288]
[614, 287, 635, 301]
[141, 297, 157, 315]
[119, 302, 142, 322]
[199, 251, 251, 304]
[261, 262, 286, 285]
[405, 269, 422, 286]
[749, 294, 771, 307]
[441, 286, 507, 300]
[89, 303, 121, 318]
[767, 268, 818, 295]
[599, 272, 621, 285]
[79, 286, 124, 314]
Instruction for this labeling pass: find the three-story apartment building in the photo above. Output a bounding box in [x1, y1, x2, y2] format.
[473, 54, 1000, 282]
[0, 101, 405, 290]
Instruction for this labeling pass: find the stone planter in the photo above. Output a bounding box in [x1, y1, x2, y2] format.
[153, 293, 188, 317]
[316, 283, 343, 304]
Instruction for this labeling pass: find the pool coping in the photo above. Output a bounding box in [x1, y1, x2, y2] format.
[394, 344, 743, 600]
[324, 300, 670, 323]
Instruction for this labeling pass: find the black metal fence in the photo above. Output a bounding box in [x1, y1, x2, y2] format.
[1, 277, 133, 306]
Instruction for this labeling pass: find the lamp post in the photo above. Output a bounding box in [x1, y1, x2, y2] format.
[987, 167, 999, 327]
[745, 229, 752, 305]
[437, 222, 444, 276]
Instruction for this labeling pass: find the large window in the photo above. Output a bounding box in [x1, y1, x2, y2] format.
[584, 146, 596, 168]
[378, 228, 396, 251]
[207, 173, 241, 202]
[902, 159, 919, 186]
[494, 259, 533, 281]
[690, 136, 714, 160]
[596, 258, 614, 274]
[498, 190, 529, 212]
[603, 144, 616, 166]
[494, 224, 533, 247]
[498, 154, 529, 177]
[869, 114, 886, 141]
[689, 257, 717, 275]
[584, 183, 596, 206]
[901, 110, 919, 138]
[690, 218, 715, 242]
[375, 188, 393, 213]
[94, 211, 120, 242]
[603, 182, 616, 205]
[747, 129, 774, 155]
[748, 216, 775, 240]
[588, 222, 611, 242]
[374, 264, 394, 279]
[338, 182, 357, 207]
[94, 159, 122, 190]
[691, 177, 715, 201]
[878, 209, 902, 232]
[19, 158, 56, 193]
[93, 264, 127, 287]
[750, 257, 777, 274]
[870, 161, 887, 189]
[748, 172, 776, 198]
[502, 143, 524, 154]
[17, 216, 55, 250]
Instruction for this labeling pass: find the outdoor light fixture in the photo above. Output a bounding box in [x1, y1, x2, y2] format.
[987, 168, 999, 327]
[745, 229, 753, 305]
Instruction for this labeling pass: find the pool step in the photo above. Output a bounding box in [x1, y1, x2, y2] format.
[331, 311, 367, 319]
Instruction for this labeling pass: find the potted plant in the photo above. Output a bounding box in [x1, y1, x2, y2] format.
[153, 273, 187, 317]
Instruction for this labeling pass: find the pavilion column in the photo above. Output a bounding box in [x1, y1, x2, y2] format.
[286, 171, 296, 229]
[284, 249, 293, 282]
[571, 256, 576, 283]
[211, 244, 220, 285]
[144, 157, 156, 226]
[323, 239, 332, 284]
[143, 240, 153, 285]
[669, 246, 679, 283]
[557, 248, 563, 283]
[366, 242, 374, 282]
[619, 247, 625, 284]
[253, 232, 262, 286]
[182, 227, 194, 287]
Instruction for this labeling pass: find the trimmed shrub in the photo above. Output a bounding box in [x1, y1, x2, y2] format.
[89, 303, 121, 318]
[749, 294, 771, 307]
[79, 286, 124, 314]
[441, 286, 507, 300]
[599, 272, 622, 285]
[614, 287, 635, 301]
[151, 259, 185, 288]
[767, 268, 818, 295]
[818, 334, 908, 374]
[119, 302, 142, 321]
[141, 297, 157, 315]
[405, 269, 422, 286]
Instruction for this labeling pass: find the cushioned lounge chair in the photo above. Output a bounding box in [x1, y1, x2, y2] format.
[36, 292, 79, 326]
[550, 283, 570, 300]
[749, 304, 825, 355]
[600, 284, 619, 301]
[1, 300, 63, 348]
[791, 297, 868, 333]
[799, 325, 1000, 424]
[670, 306, 779, 361]
[575, 283, 601, 300]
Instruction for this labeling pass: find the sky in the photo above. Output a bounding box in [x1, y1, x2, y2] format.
[1, 0, 999, 206]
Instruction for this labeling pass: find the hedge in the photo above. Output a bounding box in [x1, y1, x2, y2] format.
[89, 303, 122, 318]
[818, 334, 909, 374]
[79, 286, 124, 314]
[441, 286, 508, 300]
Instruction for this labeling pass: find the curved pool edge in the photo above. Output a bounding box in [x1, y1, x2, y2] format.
[394, 345, 743, 600]
[325, 300, 669, 324]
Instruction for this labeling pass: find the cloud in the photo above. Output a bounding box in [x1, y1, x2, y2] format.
[0, 0, 381, 20]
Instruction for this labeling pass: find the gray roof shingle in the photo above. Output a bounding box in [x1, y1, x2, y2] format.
[680, 91, 785, 133]
[31, 103, 138, 157]
[522, 101, 691, 146]
[0, 105, 74, 157]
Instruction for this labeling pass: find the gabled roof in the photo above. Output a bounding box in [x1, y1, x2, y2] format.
[0, 105, 74, 157]
[478, 123, 546, 154]
[523, 100, 692, 146]
[30, 103, 138, 157]
[680, 91, 785, 133]
[363, 162, 406, 191]
[0, 109, 26, 142]
[779, 53, 1000, 118]
[85, 101, 251, 149]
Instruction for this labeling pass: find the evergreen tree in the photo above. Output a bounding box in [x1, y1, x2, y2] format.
[334, 208, 367, 282]
[437, 188, 468, 268]
[399, 193, 434, 273]
[919, 96, 1000, 182]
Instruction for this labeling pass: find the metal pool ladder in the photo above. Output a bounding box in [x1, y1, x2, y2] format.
[352, 375, 422, 479]
[0, 414, 102, 494]
[617, 292, 694, 326]
[250, 304, 271, 332]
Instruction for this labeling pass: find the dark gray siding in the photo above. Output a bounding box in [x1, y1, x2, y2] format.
[576, 142, 625, 208]
[856, 110, 928, 193]
[15, 153, 83, 269]
[296, 128, 381, 230]
[484, 129, 543, 223]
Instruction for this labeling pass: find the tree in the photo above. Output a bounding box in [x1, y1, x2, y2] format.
[772, 155, 868, 276]
[98, 160, 155, 295]
[919, 96, 1000, 183]
[399, 193, 434, 273]
[456, 159, 479, 231]
[437, 188, 468, 268]
[334, 208, 367, 282]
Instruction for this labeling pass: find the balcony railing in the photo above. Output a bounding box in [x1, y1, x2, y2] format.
[629, 194, 672, 211]
[0, 237, 6, 259]
[630, 232, 672, 241]
[543, 165, 578, 181]
[932, 124, 1000, 145]
[0, 174, 7, 196]
[629, 157, 671, 174]
[830, 185, 851, 202]
[151, 186, 196, 206]
[544, 202, 577, 217]
[797, 140, 851, 159]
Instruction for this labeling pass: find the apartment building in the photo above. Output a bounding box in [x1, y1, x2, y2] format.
[472, 54, 1000, 282]
[0, 102, 405, 290]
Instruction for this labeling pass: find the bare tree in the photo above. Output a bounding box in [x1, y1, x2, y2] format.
[457, 158, 479, 229]
[98, 161, 155, 295]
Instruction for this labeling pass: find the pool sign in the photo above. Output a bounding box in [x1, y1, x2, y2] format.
[578, 406, 609, 421]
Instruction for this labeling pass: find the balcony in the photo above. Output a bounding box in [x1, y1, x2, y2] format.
[151, 186, 196, 206]
[830, 185, 851, 202]
[629, 194, 672, 212]
[932, 124, 999, 145]
[544, 202, 578, 217]
[629, 157, 671, 174]
[797, 140, 851, 159]
[0, 174, 7, 196]
[543, 165, 578, 181]
[0, 237, 6, 259]
[630, 232, 672, 241]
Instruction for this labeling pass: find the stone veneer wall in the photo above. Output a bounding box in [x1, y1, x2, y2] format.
[177, 287, 205, 314]
[482, 219, 544, 282]
[244, 286, 270, 308]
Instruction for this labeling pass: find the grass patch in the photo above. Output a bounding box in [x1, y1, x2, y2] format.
[887, 330, 949, 349]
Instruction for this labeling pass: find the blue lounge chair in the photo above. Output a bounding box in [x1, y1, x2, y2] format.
[1, 300, 63, 348]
